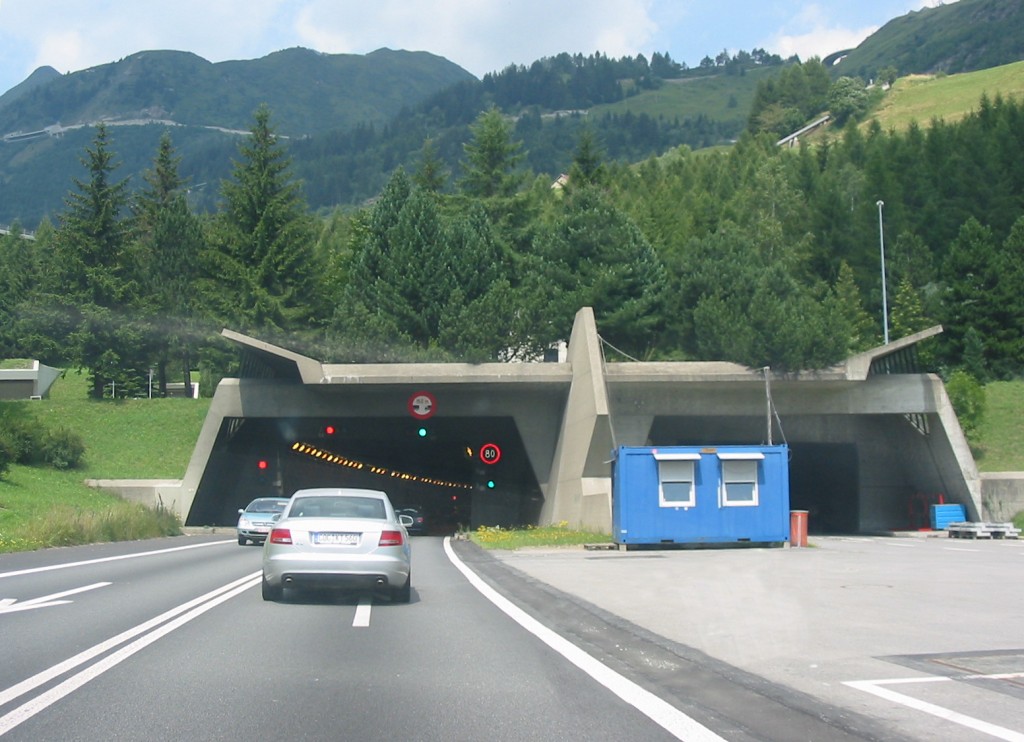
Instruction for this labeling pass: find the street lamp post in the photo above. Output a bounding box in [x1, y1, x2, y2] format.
[877, 200, 889, 345]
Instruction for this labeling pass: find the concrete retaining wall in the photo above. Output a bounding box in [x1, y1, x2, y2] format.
[981, 472, 1024, 521]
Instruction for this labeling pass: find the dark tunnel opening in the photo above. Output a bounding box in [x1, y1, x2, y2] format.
[186, 416, 544, 532]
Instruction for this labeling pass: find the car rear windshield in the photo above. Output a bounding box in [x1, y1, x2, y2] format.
[290, 496, 386, 519]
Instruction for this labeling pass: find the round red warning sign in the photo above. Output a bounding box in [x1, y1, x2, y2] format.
[479, 443, 502, 465]
[407, 391, 437, 420]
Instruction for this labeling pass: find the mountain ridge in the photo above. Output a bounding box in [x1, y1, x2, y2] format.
[1, 0, 1020, 228]
[0, 47, 475, 138]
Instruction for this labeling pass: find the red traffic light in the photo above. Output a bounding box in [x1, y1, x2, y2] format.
[324, 424, 336, 436]
[257, 459, 269, 470]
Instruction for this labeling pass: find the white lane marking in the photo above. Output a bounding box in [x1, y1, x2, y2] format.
[353, 597, 372, 627]
[0, 572, 261, 736]
[0, 572, 259, 713]
[944, 547, 980, 552]
[844, 677, 1024, 741]
[0, 539, 234, 580]
[0, 582, 110, 615]
[443, 538, 726, 742]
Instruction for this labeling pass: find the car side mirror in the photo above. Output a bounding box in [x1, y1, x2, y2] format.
[399, 514, 414, 527]
[238, 508, 244, 515]
[271, 513, 281, 521]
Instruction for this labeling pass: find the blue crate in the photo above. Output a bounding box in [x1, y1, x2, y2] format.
[931, 504, 966, 530]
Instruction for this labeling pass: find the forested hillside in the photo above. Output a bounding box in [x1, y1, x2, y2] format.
[831, 0, 1024, 82]
[0, 48, 784, 226]
[1, 83, 1022, 404]
[1, 0, 1022, 404]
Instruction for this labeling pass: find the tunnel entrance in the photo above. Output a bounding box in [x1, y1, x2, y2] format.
[186, 415, 544, 532]
[788, 443, 859, 534]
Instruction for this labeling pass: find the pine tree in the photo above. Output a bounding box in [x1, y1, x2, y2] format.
[209, 105, 322, 332]
[459, 107, 526, 198]
[988, 215, 1024, 377]
[530, 186, 667, 358]
[54, 124, 132, 307]
[940, 217, 999, 377]
[413, 138, 449, 193]
[135, 132, 185, 233]
[133, 133, 206, 395]
[829, 261, 877, 354]
[51, 125, 141, 398]
[567, 127, 608, 188]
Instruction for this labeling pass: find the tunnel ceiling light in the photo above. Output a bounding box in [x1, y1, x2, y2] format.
[289, 440, 472, 489]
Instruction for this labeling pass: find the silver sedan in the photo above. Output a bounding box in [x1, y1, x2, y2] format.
[236, 497, 290, 545]
[261, 488, 413, 603]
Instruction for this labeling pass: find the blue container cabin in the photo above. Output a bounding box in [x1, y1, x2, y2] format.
[612, 445, 790, 547]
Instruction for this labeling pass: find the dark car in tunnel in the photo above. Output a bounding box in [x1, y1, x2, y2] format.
[397, 506, 427, 535]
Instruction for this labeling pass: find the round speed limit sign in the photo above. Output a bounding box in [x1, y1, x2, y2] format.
[479, 443, 502, 465]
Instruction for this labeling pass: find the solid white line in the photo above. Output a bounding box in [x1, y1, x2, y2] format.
[443, 538, 726, 742]
[844, 679, 1024, 741]
[353, 597, 372, 627]
[0, 572, 259, 712]
[0, 572, 261, 736]
[0, 540, 234, 580]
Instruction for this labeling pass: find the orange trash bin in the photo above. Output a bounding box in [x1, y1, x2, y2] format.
[790, 510, 808, 547]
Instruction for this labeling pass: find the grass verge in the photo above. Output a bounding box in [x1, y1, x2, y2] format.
[0, 371, 208, 553]
[972, 380, 1024, 472]
[469, 522, 611, 550]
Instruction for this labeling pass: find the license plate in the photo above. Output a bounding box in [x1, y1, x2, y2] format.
[312, 532, 359, 545]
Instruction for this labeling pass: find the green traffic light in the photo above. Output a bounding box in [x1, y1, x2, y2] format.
[487, 480, 495, 489]
[418, 427, 428, 437]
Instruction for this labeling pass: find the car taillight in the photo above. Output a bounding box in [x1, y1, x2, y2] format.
[379, 530, 404, 547]
[270, 528, 292, 544]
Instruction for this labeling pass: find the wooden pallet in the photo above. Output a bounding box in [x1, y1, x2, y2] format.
[946, 522, 1021, 539]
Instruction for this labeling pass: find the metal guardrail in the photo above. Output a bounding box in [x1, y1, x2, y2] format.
[0, 225, 36, 240]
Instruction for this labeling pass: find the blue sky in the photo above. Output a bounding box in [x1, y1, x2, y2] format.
[0, 0, 953, 97]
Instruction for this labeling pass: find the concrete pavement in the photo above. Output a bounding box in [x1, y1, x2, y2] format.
[478, 534, 1024, 741]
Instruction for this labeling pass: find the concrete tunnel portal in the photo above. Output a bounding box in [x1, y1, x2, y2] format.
[128, 309, 981, 537]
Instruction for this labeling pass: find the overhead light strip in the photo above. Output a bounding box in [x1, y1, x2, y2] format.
[290, 442, 472, 490]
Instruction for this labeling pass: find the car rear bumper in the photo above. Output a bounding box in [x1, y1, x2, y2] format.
[263, 553, 410, 589]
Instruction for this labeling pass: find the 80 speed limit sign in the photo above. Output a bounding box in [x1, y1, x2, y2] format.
[479, 443, 502, 465]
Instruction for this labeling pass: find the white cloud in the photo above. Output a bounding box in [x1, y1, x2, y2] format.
[768, 24, 878, 61]
[34, 30, 85, 75]
[14, 0, 290, 77]
[289, 0, 657, 76]
[761, 4, 879, 62]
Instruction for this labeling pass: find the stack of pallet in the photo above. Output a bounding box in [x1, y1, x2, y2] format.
[946, 521, 1022, 539]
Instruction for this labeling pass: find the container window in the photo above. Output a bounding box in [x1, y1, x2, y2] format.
[721, 459, 759, 507]
[658, 459, 695, 508]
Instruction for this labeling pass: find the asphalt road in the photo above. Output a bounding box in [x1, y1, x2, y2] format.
[0, 535, 687, 741]
[3, 533, 1018, 740]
